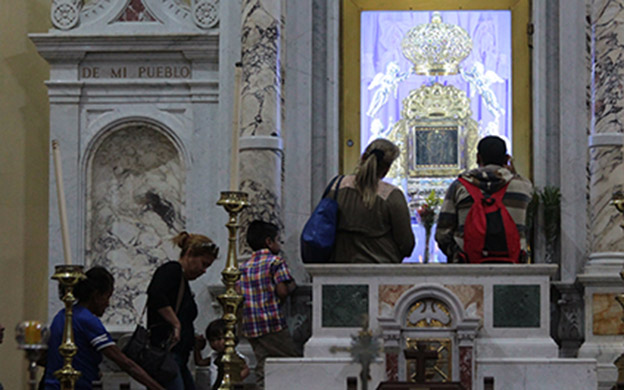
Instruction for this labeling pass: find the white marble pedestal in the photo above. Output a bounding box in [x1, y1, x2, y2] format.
[266, 264, 598, 390]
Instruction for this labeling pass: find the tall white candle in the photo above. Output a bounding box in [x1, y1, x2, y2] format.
[230, 63, 242, 191]
[52, 140, 72, 265]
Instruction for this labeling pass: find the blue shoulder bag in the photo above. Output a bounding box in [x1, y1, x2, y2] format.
[300, 175, 344, 263]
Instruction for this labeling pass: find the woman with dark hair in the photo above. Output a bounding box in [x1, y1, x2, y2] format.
[42, 266, 164, 390]
[146, 232, 219, 390]
[328, 138, 415, 263]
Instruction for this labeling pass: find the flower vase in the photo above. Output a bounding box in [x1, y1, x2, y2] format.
[423, 228, 431, 264]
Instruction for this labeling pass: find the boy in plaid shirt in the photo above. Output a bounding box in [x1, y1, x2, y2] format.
[239, 220, 298, 389]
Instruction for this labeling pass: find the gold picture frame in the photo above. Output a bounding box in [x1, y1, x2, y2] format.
[340, 0, 532, 178]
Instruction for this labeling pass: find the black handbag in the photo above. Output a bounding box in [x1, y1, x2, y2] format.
[122, 272, 185, 384]
[300, 175, 344, 263]
[122, 325, 178, 384]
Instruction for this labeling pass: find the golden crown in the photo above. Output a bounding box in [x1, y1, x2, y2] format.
[401, 12, 473, 76]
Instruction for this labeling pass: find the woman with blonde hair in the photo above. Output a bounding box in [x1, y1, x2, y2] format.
[146, 232, 219, 390]
[329, 138, 414, 263]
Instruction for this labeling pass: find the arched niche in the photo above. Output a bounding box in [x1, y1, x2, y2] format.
[378, 283, 480, 386]
[85, 121, 186, 328]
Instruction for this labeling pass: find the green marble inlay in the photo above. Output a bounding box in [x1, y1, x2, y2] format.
[493, 284, 540, 328]
[322, 284, 369, 327]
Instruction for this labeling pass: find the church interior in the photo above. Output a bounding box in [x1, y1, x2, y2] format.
[1, 0, 624, 389]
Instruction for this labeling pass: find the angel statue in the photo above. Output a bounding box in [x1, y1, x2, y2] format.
[460, 61, 505, 118]
[366, 118, 393, 145]
[366, 62, 410, 118]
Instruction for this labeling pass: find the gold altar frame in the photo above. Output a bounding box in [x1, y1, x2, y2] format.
[340, 0, 532, 178]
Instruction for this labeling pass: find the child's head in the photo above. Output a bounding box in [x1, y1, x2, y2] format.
[206, 319, 227, 353]
[246, 220, 281, 254]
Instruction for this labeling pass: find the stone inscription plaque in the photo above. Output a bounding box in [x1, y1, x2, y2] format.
[80, 64, 192, 79]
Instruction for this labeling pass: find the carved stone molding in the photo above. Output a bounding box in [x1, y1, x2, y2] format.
[51, 0, 82, 30]
[193, 0, 219, 29]
[554, 282, 584, 357]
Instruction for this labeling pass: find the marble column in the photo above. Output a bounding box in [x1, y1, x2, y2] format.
[238, 0, 284, 254]
[579, 1, 624, 389]
[588, 0, 624, 256]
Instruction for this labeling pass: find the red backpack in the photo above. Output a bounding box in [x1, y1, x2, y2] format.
[458, 177, 520, 264]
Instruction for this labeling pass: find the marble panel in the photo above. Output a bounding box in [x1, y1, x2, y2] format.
[445, 284, 483, 320]
[379, 284, 413, 317]
[493, 285, 540, 328]
[322, 284, 369, 328]
[459, 346, 472, 390]
[385, 352, 399, 382]
[592, 292, 624, 335]
[86, 125, 185, 327]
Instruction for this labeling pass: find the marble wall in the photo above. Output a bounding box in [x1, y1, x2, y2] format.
[86, 124, 185, 326]
[36, 0, 225, 334]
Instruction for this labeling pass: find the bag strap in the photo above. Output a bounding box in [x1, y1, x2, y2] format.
[332, 175, 345, 201]
[138, 301, 148, 327]
[137, 265, 185, 327]
[321, 175, 342, 199]
[458, 177, 484, 202]
[459, 177, 510, 204]
[174, 272, 185, 314]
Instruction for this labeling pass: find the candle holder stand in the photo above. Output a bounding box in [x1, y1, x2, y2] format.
[16, 320, 50, 390]
[52, 264, 86, 390]
[216, 191, 250, 390]
[21, 345, 48, 390]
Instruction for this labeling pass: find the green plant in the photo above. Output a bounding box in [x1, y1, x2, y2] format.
[540, 186, 561, 243]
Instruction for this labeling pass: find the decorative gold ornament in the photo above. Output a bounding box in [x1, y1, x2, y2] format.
[387, 83, 478, 179]
[216, 191, 250, 390]
[406, 298, 452, 328]
[401, 12, 473, 76]
[52, 264, 86, 390]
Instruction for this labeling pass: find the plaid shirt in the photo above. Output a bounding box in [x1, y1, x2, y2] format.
[239, 249, 293, 338]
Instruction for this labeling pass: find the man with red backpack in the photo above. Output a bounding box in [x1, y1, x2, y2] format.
[435, 136, 533, 264]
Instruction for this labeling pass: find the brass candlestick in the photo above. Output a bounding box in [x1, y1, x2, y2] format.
[52, 264, 86, 390]
[216, 191, 250, 390]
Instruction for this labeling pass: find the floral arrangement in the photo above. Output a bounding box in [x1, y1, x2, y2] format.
[417, 190, 441, 231]
[416, 190, 441, 263]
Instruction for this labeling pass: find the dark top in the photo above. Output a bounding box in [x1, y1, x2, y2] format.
[146, 261, 197, 357]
